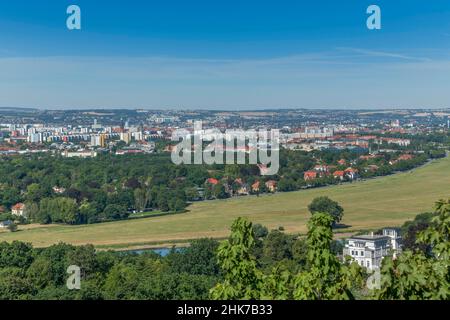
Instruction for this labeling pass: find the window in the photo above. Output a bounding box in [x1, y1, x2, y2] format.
[367, 261, 370, 268]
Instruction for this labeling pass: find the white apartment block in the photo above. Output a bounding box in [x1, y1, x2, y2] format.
[343, 228, 402, 271]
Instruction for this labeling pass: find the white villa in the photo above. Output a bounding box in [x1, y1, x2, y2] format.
[343, 228, 402, 270]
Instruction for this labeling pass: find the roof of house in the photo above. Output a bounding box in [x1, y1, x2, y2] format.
[350, 235, 390, 241]
[11, 203, 25, 210]
[398, 154, 414, 160]
[251, 181, 260, 189]
[206, 178, 219, 185]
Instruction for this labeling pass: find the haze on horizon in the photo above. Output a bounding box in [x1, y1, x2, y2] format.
[0, 0, 449, 110]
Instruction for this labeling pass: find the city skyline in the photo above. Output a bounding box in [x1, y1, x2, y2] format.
[1, 1, 450, 109]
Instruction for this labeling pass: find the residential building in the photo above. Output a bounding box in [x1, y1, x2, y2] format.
[11, 203, 26, 217]
[251, 181, 260, 192]
[120, 132, 132, 144]
[304, 170, 317, 181]
[333, 170, 345, 180]
[205, 178, 219, 185]
[343, 229, 402, 270]
[265, 180, 277, 192]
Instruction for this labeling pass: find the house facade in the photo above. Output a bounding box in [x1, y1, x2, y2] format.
[343, 228, 402, 270]
[265, 180, 277, 193]
[11, 203, 26, 217]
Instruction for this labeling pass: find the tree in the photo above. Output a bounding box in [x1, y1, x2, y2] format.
[7, 222, 17, 232]
[308, 196, 344, 226]
[168, 238, 220, 276]
[25, 183, 44, 202]
[104, 262, 140, 299]
[0, 267, 34, 299]
[376, 199, 449, 300]
[26, 256, 53, 288]
[213, 183, 228, 199]
[262, 230, 293, 263]
[0, 241, 34, 269]
[156, 192, 169, 212]
[293, 213, 363, 299]
[134, 188, 151, 212]
[66, 245, 98, 280]
[210, 218, 264, 299]
[169, 198, 186, 212]
[185, 187, 200, 201]
[210, 218, 293, 300]
[124, 178, 141, 189]
[79, 200, 99, 224]
[57, 197, 79, 224]
[102, 204, 128, 220]
[252, 223, 268, 239]
[38, 197, 79, 224]
[0, 188, 21, 208]
[24, 201, 39, 222]
[401, 212, 436, 254]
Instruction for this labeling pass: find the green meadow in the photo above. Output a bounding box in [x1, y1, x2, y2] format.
[1, 156, 449, 250]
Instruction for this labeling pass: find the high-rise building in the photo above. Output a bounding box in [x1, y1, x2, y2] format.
[120, 132, 132, 144]
[90, 135, 101, 147]
[99, 134, 107, 147]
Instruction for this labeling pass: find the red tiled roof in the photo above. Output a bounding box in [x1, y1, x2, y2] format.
[206, 178, 219, 185]
[304, 171, 317, 180]
[333, 170, 345, 177]
[12, 203, 25, 210]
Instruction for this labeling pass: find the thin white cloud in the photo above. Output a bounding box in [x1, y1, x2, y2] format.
[0, 51, 449, 109]
[336, 47, 432, 62]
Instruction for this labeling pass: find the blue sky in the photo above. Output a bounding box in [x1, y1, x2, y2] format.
[0, 0, 449, 109]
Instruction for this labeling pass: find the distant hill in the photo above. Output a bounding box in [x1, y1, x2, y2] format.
[0, 107, 39, 112]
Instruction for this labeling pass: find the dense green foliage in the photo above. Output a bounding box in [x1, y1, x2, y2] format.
[0, 240, 220, 300]
[0, 198, 447, 300]
[0, 153, 199, 224]
[376, 199, 449, 300]
[210, 214, 364, 300]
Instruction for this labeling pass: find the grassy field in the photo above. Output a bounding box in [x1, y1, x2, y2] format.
[1, 156, 449, 249]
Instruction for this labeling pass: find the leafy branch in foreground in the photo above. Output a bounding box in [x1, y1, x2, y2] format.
[293, 213, 363, 300]
[376, 199, 449, 300]
[211, 213, 363, 300]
